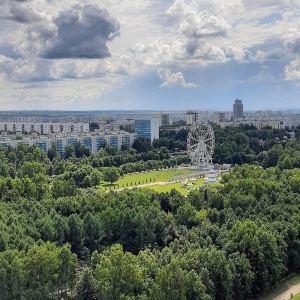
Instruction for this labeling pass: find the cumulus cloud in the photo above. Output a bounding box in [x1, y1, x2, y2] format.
[285, 59, 300, 80]
[185, 40, 226, 61]
[41, 5, 120, 59]
[158, 68, 197, 88]
[0, 0, 41, 24]
[284, 27, 300, 56]
[167, 0, 230, 38]
[7, 3, 41, 23]
[49, 59, 113, 79]
[131, 37, 226, 67]
[5, 56, 131, 83]
[131, 38, 183, 66]
[224, 44, 245, 60]
[179, 11, 229, 38]
[198, 0, 244, 18]
[252, 49, 285, 63]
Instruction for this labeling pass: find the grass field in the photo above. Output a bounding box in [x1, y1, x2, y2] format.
[250, 275, 300, 300]
[101, 168, 194, 188]
[100, 168, 205, 194]
[292, 292, 300, 299]
[142, 178, 205, 195]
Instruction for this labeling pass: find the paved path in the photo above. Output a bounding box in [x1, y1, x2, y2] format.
[108, 181, 173, 193]
[272, 283, 300, 300]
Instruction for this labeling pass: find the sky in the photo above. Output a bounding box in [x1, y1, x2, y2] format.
[0, 0, 300, 111]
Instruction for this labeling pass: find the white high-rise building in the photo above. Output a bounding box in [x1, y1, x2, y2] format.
[134, 118, 159, 142]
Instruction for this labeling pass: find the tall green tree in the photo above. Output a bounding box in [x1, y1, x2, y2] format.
[74, 268, 98, 300]
[102, 167, 120, 185]
[23, 243, 59, 300]
[94, 244, 143, 299]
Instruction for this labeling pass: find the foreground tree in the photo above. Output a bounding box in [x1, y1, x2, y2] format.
[102, 167, 120, 185]
[74, 268, 98, 300]
[150, 259, 211, 300]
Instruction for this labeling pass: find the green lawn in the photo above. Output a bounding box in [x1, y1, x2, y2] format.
[250, 275, 300, 300]
[292, 293, 300, 299]
[142, 178, 205, 195]
[100, 168, 198, 190]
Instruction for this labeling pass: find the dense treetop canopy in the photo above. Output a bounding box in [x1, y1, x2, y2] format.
[0, 124, 300, 299]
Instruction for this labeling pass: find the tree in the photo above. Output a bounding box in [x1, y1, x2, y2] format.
[47, 142, 59, 161]
[90, 169, 101, 187]
[150, 259, 210, 300]
[64, 144, 75, 159]
[228, 252, 254, 299]
[24, 242, 59, 300]
[58, 244, 78, 297]
[83, 212, 105, 252]
[0, 230, 8, 251]
[132, 138, 152, 153]
[0, 250, 25, 299]
[20, 162, 46, 179]
[68, 214, 84, 256]
[94, 244, 143, 299]
[102, 167, 120, 185]
[74, 268, 98, 300]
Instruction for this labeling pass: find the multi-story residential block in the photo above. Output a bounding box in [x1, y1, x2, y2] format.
[158, 113, 170, 127]
[186, 110, 198, 125]
[98, 123, 120, 132]
[0, 132, 136, 155]
[239, 120, 283, 130]
[0, 122, 89, 134]
[198, 111, 211, 122]
[213, 111, 232, 123]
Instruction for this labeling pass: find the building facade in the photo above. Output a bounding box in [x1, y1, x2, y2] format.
[186, 110, 198, 125]
[0, 132, 136, 155]
[159, 113, 170, 127]
[239, 120, 283, 130]
[233, 99, 243, 123]
[0, 122, 89, 134]
[134, 118, 159, 142]
[213, 111, 232, 123]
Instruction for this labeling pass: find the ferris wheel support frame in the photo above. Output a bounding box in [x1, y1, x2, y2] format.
[187, 121, 215, 170]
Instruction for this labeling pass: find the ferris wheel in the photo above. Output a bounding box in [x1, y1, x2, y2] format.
[187, 121, 215, 169]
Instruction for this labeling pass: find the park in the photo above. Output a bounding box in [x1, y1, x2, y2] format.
[100, 167, 207, 194]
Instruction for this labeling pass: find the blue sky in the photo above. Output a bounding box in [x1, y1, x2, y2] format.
[0, 0, 299, 111]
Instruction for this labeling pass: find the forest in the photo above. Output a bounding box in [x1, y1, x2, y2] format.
[0, 124, 300, 299]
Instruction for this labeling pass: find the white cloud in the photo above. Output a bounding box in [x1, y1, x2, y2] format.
[158, 68, 197, 88]
[285, 59, 300, 81]
[224, 44, 245, 61]
[0, 0, 300, 108]
[167, 2, 230, 38]
[131, 37, 226, 68]
[283, 26, 300, 57]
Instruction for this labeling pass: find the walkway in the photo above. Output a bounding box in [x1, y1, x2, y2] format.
[108, 181, 172, 192]
[272, 282, 300, 300]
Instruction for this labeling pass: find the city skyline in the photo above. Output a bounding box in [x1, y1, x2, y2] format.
[0, 1, 300, 111]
